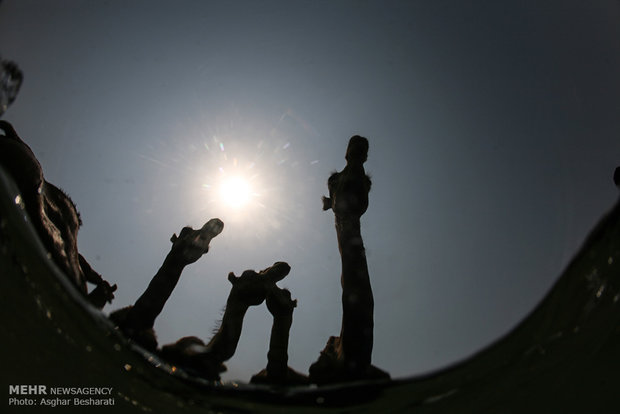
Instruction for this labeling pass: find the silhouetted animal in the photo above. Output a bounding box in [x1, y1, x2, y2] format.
[0, 121, 116, 308]
[251, 285, 309, 385]
[161, 262, 295, 380]
[310, 135, 389, 384]
[109, 219, 224, 351]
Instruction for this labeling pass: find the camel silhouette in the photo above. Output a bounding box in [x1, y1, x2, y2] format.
[108, 224, 302, 381]
[159, 262, 297, 381]
[109, 219, 224, 351]
[251, 285, 310, 385]
[310, 135, 390, 384]
[0, 121, 117, 308]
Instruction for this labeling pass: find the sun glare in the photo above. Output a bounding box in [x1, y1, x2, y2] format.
[219, 176, 252, 208]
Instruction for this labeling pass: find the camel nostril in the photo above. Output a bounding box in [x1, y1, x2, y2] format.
[274, 262, 291, 275]
[202, 218, 224, 236]
[213, 218, 224, 231]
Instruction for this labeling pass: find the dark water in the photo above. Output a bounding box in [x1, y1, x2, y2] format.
[1, 165, 620, 413]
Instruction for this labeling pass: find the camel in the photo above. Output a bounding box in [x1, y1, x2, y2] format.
[250, 285, 310, 385]
[310, 135, 389, 384]
[0, 121, 117, 308]
[160, 262, 301, 381]
[103, 201, 303, 382]
[109, 219, 224, 352]
[109, 220, 305, 381]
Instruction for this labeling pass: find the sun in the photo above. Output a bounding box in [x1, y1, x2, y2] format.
[218, 176, 252, 208]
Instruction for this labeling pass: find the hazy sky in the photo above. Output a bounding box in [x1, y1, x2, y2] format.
[1, 0, 619, 382]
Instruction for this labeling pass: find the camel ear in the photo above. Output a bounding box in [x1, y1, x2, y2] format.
[170, 233, 178, 244]
[228, 272, 238, 284]
[322, 196, 332, 211]
[0, 120, 18, 138]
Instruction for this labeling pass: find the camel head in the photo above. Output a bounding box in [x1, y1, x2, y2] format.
[322, 135, 372, 217]
[169, 218, 224, 265]
[345, 135, 369, 164]
[266, 286, 297, 317]
[227, 262, 291, 306]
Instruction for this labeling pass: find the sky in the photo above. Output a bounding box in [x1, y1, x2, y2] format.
[1, 0, 620, 382]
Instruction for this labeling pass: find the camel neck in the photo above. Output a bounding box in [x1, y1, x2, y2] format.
[335, 215, 364, 259]
[266, 312, 293, 378]
[206, 301, 250, 362]
[124, 253, 185, 330]
[335, 214, 362, 235]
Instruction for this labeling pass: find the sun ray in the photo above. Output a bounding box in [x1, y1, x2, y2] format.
[219, 176, 251, 208]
